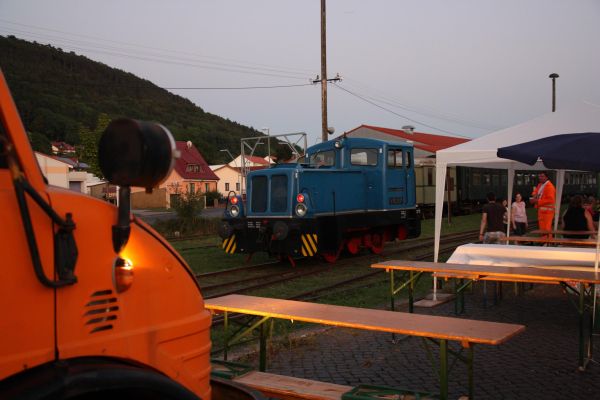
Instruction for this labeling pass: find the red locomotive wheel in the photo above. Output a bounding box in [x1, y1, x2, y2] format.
[369, 232, 384, 254]
[346, 237, 361, 255]
[322, 252, 339, 263]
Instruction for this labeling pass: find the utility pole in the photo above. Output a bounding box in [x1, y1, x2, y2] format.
[549, 73, 559, 112]
[320, 0, 328, 142]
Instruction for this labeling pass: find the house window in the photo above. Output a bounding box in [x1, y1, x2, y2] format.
[189, 183, 195, 193]
[225, 183, 230, 191]
[236, 182, 240, 191]
[205, 183, 210, 192]
[186, 164, 201, 173]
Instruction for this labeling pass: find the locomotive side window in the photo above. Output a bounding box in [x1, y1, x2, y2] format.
[387, 150, 403, 168]
[251, 176, 268, 212]
[351, 148, 378, 166]
[309, 150, 335, 167]
[271, 175, 288, 212]
[404, 150, 412, 169]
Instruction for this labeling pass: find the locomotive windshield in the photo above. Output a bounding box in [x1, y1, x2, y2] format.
[270, 175, 288, 212]
[309, 150, 335, 167]
[251, 176, 268, 212]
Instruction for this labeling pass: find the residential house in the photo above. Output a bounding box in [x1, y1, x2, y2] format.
[210, 164, 241, 196]
[51, 141, 76, 156]
[131, 141, 219, 209]
[35, 152, 101, 193]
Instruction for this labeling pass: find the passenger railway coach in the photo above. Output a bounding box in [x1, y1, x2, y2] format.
[218, 137, 421, 263]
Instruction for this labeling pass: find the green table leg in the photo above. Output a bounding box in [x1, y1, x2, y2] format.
[224, 311, 229, 361]
[468, 345, 474, 400]
[259, 321, 267, 371]
[440, 339, 448, 400]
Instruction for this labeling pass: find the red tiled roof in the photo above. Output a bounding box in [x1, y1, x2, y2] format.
[175, 141, 219, 181]
[245, 155, 269, 165]
[347, 125, 470, 153]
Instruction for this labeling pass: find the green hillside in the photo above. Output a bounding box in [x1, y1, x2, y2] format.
[0, 35, 265, 164]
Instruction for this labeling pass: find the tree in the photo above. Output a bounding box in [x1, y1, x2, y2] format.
[77, 113, 111, 177]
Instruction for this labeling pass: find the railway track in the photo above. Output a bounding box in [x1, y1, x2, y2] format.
[198, 231, 476, 299]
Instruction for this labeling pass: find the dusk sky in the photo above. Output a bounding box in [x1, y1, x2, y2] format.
[1, 0, 599, 145]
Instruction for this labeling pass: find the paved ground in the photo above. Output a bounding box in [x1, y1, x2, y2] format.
[260, 284, 600, 399]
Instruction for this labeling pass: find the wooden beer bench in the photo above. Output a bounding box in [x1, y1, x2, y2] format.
[206, 294, 524, 400]
[372, 260, 600, 371]
[500, 235, 597, 246]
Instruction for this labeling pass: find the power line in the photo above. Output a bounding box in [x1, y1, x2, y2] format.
[333, 84, 471, 138]
[0, 18, 314, 75]
[0, 28, 310, 80]
[19, 80, 315, 90]
[343, 77, 500, 131]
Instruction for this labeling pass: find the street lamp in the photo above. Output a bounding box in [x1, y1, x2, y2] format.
[261, 127, 272, 164]
[549, 73, 559, 112]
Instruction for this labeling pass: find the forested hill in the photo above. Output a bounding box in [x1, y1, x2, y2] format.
[0, 35, 264, 164]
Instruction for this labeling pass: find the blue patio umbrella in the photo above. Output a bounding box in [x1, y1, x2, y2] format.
[497, 132, 600, 272]
[497, 132, 600, 172]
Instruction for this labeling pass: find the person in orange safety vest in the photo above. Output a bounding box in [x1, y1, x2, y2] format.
[530, 171, 556, 237]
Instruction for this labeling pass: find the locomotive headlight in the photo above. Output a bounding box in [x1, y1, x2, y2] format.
[230, 205, 240, 217]
[295, 203, 307, 217]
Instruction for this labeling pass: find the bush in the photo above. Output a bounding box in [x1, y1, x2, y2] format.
[169, 191, 205, 233]
[205, 190, 222, 206]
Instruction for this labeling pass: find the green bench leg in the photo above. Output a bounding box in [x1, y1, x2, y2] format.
[468, 345, 474, 400]
[259, 321, 267, 371]
[440, 339, 448, 400]
[579, 283, 585, 371]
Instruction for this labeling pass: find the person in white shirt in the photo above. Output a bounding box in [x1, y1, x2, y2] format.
[511, 192, 528, 235]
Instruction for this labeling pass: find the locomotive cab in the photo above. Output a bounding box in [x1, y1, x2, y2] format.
[220, 137, 421, 263]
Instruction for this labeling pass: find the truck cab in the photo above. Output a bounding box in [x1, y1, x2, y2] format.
[0, 71, 264, 400]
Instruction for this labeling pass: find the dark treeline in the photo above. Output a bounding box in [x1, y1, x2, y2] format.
[0, 35, 265, 164]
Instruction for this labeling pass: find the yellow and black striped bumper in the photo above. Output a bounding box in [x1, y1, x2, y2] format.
[222, 234, 237, 254]
[300, 233, 318, 257]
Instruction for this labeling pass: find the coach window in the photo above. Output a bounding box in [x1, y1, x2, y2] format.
[310, 150, 335, 167]
[270, 175, 288, 212]
[251, 176, 268, 212]
[351, 148, 378, 166]
[387, 149, 402, 168]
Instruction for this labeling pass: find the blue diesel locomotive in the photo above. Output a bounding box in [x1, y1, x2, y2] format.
[218, 137, 421, 263]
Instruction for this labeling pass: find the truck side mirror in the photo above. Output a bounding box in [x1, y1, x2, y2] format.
[99, 119, 177, 253]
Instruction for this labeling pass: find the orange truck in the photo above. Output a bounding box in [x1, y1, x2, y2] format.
[0, 70, 263, 399]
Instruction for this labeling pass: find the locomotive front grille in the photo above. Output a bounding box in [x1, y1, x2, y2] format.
[84, 289, 119, 334]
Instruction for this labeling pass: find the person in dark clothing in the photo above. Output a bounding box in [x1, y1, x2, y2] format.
[562, 195, 595, 239]
[479, 192, 507, 243]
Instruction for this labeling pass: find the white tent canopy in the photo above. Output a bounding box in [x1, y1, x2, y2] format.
[434, 101, 600, 275]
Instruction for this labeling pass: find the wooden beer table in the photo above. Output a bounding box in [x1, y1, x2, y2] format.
[372, 260, 600, 371]
[206, 294, 524, 399]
